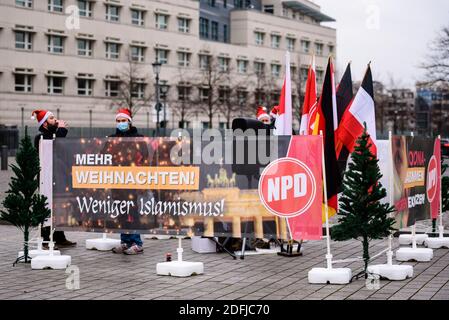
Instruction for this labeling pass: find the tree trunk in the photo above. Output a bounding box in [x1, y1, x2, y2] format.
[24, 227, 29, 263]
[363, 235, 369, 279]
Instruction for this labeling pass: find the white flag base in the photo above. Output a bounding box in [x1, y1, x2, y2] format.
[367, 264, 413, 281]
[395, 247, 433, 262]
[398, 234, 428, 246]
[18, 249, 61, 259]
[308, 267, 352, 285]
[424, 237, 449, 249]
[31, 254, 71, 270]
[86, 238, 121, 251]
[156, 261, 204, 277]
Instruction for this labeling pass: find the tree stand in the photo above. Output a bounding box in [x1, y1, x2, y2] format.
[368, 249, 413, 281]
[308, 254, 352, 284]
[86, 233, 121, 251]
[396, 225, 433, 262]
[156, 238, 204, 277]
[31, 229, 71, 270]
[425, 226, 449, 249]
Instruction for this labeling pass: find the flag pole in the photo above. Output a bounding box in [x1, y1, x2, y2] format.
[438, 135, 444, 238]
[387, 131, 394, 265]
[321, 130, 332, 270]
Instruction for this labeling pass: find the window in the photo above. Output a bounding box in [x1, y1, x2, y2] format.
[199, 17, 209, 38]
[223, 0, 227, 8]
[178, 86, 191, 101]
[16, 0, 32, 8]
[211, 21, 219, 41]
[219, 87, 230, 104]
[237, 89, 247, 105]
[48, 35, 64, 53]
[264, 5, 274, 14]
[271, 34, 280, 49]
[301, 67, 308, 83]
[106, 5, 119, 22]
[237, 60, 248, 74]
[156, 49, 168, 64]
[207, 0, 216, 7]
[315, 43, 323, 56]
[328, 45, 334, 55]
[131, 9, 144, 26]
[105, 42, 120, 59]
[105, 80, 120, 97]
[47, 76, 64, 94]
[78, 0, 92, 17]
[301, 40, 310, 53]
[199, 54, 210, 70]
[131, 83, 145, 99]
[155, 14, 168, 30]
[223, 24, 228, 42]
[77, 39, 93, 56]
[48, 0, 63, 12]
[271, 64, 281, 77]
[255, 90, 265, 105]
[200, 88, 209, 102]
[218, 57, 229, 72]
[178, 52, 191, 67]
[254, 32, 264, 46]
[131, 46, 144, 62]
[316, 70, 324, 83]
[15, 74, 32, 92]
[77, 78, 93, 96]
[15, 31, 32, 50]
[287, 38, 295, 51]
[178, 18, 190, 33]
[254, 62, 265, 75]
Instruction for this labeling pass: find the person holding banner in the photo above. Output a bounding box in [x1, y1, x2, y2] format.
[32, 109, 77, 248]
[109, 108, 149, 255]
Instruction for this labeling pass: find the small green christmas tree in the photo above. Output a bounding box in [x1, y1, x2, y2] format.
[331, 125, 396, 279]
[0, 127, 50, 264]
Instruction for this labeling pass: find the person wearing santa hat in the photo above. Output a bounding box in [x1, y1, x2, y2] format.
[32, 109, 76, 248]
[256, 106, 271, 125]
[109, 108, 149, 255]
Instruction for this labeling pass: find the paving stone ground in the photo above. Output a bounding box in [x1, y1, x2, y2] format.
[1, 157, 449, 300]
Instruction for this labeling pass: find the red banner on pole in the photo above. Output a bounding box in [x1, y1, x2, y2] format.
[259, 136, 323, 240]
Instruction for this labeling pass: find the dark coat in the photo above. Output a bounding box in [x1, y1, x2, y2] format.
[34, 127, 68, 149]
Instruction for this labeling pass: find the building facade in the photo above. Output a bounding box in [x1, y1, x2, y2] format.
[0, 0, 336, 130]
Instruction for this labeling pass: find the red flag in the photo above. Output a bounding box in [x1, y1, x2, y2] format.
[300, 56, 317, 136]
[338, 65, 377, 156]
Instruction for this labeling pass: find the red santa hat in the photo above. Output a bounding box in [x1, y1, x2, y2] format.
[270, 105, 280, 118]
[115, 108, 132, 122]
[256, 106, 270, 122]
[31, 110, 54, 127]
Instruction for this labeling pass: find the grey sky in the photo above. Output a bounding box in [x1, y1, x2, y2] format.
[314, 0, 449, 88]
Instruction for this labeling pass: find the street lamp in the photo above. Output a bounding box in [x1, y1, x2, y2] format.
[152, 61, 162, 136]
[160, 84, 169, 136]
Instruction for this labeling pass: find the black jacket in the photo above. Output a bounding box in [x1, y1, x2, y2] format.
[34, 127, 68, 149]
[109, 126, 142, 138]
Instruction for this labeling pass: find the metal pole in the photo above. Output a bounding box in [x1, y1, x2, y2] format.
[387, 131, 394, 265]
[1, 145, 8, 171]
[163, 94, 167, 137]
[155, 73, 160, 136]
[438, 135, 444, 238]
[21, 107, 24, 128]
[89, 109, 92, 137]
[321, 131, 332, 270]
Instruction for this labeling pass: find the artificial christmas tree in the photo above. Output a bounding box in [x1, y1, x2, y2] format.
[0, 127, 50, 265]
[332, 126, 396, 279]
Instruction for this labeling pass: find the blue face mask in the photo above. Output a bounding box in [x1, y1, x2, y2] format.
[117, 122, 129, 132]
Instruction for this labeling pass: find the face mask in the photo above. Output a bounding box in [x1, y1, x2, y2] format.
[117, 122, 129, 132]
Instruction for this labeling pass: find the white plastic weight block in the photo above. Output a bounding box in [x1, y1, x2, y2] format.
[85, 238, 121, 251]
[191, 236, 217, 254]
[395, 248, 433, 262]
[367, 264, 413, 281]
[31, 255, 71, 270]
[156, 261, 204, 277]
[424, 237, 449, 249]
[398, 234, 428, 246]
[18, 249, 60, 259]
[308, 268, 352, 285]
